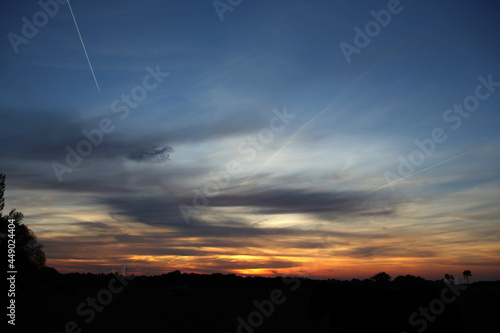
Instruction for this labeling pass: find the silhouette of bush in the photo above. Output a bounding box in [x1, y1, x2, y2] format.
[0, 174, 46, 275]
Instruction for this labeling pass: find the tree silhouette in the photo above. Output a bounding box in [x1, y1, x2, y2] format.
[0, 174, 46, 273]
[370, 272, 391, 283]
[463, 270, 472, 284]
[444, 274, 455, 284]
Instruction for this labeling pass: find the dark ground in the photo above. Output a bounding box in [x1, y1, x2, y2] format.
[9, 270, 500, 333]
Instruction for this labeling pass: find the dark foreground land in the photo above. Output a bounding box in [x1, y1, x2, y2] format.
[11, 269, 500, 333]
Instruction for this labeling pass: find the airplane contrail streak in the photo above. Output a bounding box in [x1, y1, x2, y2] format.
[370, 147, 481, 193]
[238, 100, 338, 187]
[67, 0, 101, 94]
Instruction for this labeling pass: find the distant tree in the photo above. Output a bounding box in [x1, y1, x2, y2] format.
[0, 174, 46, 273]
[444, 274, 455, 284]
[370, 272, 391, 283]
[393, 275, 427, 286]
[169, 270, 182, 277]
[463, 270, 472, 284]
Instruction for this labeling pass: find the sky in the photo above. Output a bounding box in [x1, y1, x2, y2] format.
[0, 0, 499, 281]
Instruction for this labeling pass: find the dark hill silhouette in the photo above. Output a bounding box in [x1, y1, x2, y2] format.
[9, 268, 500, 332]
[307, 279, 466, 332]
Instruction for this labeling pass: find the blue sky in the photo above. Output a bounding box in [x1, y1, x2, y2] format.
[1, 0, 499, 280]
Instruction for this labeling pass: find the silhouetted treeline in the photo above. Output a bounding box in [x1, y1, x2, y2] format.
[26, 267, 488, 291]
[307, 278, 468, 332]
[13, 267, 500, 333]
[27, 267, 314, 290]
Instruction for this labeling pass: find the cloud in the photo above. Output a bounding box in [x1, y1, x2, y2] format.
[127, 145, 173, 163]
[98, 184, 401, 228]
[206, 187, 400, 218]
[339, 246, 437, 259]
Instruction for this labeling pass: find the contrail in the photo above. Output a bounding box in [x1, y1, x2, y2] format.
[196, 101, 341, 219]
[238, 100, 338, 187]
[370, 147, 481, 193]
[67, 0, 101, 94]
[192, 75, 367, 221]
[247, 72, 368, 178]
[268, 101, 334, 164]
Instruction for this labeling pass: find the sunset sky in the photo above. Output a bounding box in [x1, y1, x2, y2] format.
[1, 0, 499, 281]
